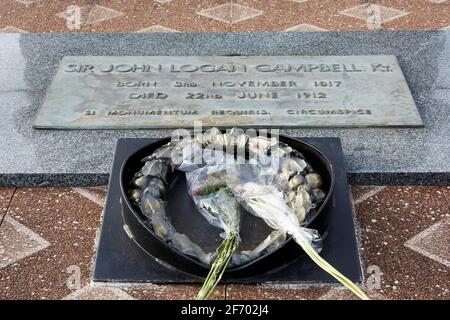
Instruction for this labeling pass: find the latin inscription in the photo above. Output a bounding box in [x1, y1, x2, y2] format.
[34, 56, 423, 129]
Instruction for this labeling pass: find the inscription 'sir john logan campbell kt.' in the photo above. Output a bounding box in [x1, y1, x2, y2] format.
[34, 56, 423, 129]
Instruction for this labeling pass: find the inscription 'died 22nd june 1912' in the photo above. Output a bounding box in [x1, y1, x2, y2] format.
[34, 56, 423, 129]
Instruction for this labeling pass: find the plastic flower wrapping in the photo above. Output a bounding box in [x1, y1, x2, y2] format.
[128, 127, 368, 300]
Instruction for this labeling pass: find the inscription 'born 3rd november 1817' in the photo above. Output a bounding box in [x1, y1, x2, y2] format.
[34, 56, 423, 129]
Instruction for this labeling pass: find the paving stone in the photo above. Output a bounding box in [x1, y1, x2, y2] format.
[198, 2, 262, 24]
[1, 0, 449, 32]
[123, 284, 226, 300]
[0, 188, 15, 214]
[72, 185, 108, 208]
[351, 186, 375, 202]
[284, 23, 328, 32]
[0, 0, 94, 33]
[86, 0, 230, 32]
[225, 284, 327, 300]
[1, 186, 449, 299]
[318, 287, 386, 300]
[0, 187, 102, 299]
[354, 186, 450, 300]
[404, 217, 450, 268]
[0, 215, 50, 268]
[230, 0, 450, 31]
[63, 284, 135, 300]
[137, 25, 179, 32]
[0, 26, 28, 32]
[55, 4, 124, 28]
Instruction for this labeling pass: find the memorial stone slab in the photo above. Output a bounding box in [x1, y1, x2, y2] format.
[0, 31, 448, 186]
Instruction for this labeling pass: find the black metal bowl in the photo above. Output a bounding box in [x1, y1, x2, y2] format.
[120, 134, 334, 280]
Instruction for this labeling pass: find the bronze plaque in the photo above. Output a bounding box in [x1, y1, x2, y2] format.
[34, 55, 423, 129]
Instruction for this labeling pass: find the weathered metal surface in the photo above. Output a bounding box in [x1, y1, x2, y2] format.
[34, 55, 423, 129]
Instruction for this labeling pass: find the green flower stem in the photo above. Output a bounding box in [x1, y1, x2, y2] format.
[293, 233, 369, 300]
[246, 195, 369, 300]
[196, 233, 239, 300]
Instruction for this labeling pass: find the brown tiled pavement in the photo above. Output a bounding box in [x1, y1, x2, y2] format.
[0, 185, 448, 300]
[355, 187, 449, 300]
[0, 0, 449, 33]
[0, 188, 15, 216]
[0, 188, 102, 299]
